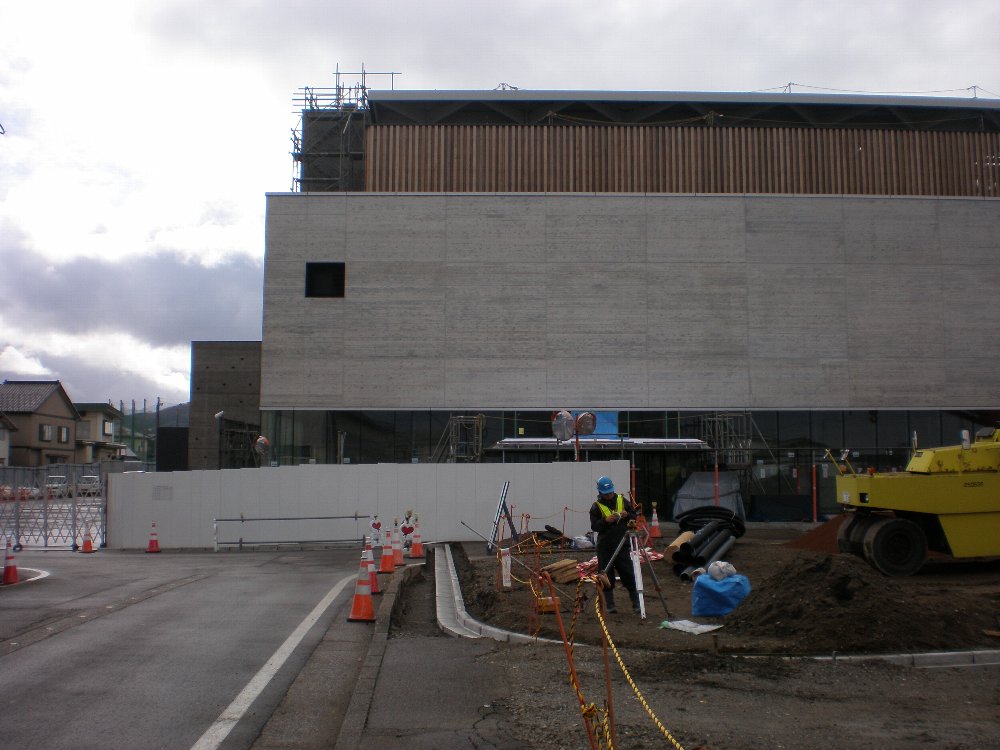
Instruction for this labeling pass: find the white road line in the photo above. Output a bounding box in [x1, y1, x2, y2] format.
[190, 574, 356, 750]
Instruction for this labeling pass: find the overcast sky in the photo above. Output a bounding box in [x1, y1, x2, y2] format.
[1, 1, 997, 408]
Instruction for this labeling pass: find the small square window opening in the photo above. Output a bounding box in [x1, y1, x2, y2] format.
[305, 262, 346, 298]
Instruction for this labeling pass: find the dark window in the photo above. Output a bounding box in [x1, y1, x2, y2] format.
[39, 424, 53, 442]
[305, 262, 345, 298]
[58, 426, 70, 444]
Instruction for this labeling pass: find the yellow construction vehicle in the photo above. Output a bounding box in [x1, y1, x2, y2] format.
[835, 427, 1000, 576]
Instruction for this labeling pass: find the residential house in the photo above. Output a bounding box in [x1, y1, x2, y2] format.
[0, 381, 80, 466]
[74, 402, 126, 463]
[0, 412, 17, 466]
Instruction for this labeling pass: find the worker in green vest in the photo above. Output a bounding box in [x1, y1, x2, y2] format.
[589, 475, 640, 614]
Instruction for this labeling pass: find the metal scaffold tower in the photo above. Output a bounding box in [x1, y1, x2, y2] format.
[432, 415, 487, 463]
[698, 412, 753, 468]
[291, 64, 400, 192]
[219, 418, 261, 469]
[699, 411, 755, 501]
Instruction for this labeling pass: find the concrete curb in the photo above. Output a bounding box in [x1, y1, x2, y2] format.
[437, 544, 559, 644]
[811, 649, 1000, 668]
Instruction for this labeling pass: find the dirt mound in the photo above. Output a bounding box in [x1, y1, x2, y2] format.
[725, 553, 995, 653]
[452, 530, 1000, 656]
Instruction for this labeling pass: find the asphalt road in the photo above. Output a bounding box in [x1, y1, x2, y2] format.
[1, 547, 368, 750]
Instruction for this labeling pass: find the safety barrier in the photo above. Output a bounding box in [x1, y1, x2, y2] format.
[0, 465, 107, 550]
[212, 513, 367, 551]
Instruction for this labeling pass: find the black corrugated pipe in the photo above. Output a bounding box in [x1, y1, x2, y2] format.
[674, 520, 722, 559]
[694, 530, 734, 566]
[701, 535, 736, 569]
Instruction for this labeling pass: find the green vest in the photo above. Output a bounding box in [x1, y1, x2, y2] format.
[596, 493, 626, 519]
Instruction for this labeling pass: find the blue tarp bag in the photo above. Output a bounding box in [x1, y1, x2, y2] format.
[691, 573, 752, 617]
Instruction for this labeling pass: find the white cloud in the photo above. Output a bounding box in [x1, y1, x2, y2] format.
[0, 318, 190, 404]
[0, 345, 54, 377]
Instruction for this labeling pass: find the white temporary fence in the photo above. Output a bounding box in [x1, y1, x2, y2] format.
[106, 460, 630, 550]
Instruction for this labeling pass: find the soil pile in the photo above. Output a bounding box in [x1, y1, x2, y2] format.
[725, 553, 995, 653]
[455, 528, 1000, 656]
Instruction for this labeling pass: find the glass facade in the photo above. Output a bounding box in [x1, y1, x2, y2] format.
[260, 408, 994, 519]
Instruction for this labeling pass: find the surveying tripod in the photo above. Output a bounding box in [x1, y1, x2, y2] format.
[600, 526, 672, 619]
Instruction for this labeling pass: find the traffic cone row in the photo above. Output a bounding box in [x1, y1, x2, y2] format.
[3, 541, 18, 585]
[146, 522, 160, 553]
[347, 549, 376, 622]
[408, 517, 424, 559]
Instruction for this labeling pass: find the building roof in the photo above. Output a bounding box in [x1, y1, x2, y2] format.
[364, 89, 1000, 131]
[75, 402, 125, 419]
[0, 411, 17, 431]
[0, 380, 81, 419]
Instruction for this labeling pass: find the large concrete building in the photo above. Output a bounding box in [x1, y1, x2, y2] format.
[256, 89, 1000, 513]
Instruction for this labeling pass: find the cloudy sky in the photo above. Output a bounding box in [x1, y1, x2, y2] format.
[1, 1, 997, 408]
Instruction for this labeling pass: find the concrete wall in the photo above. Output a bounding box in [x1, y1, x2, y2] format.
[106, 460, 629, 549]
[262, 193, 1000, 410]
[188, 341, 261, 470]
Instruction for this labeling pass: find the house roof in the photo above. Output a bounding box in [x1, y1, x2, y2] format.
[75, 402, 125, 420]
[0, 411, 17, 431]
[0, 380, 81, 419]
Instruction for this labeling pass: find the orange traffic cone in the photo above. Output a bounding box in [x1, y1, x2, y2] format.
[408, 517, 425, 559]
[146, 522, 161, 553]
[80, 530, 95, 554]
[3, 540, 18, 585]
[378, 529, 396, 574]
[392, 522, 404, 566]
[347, 550, 376, 622]
[365, 537, 381, 595]
[649, 504, 662, 539]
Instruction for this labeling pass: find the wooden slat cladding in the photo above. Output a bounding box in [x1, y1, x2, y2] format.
[365, 125, 1000, 197]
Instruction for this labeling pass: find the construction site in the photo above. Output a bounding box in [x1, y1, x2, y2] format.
[211, 78, 1000, 746]
[378, 445, 1000, 748]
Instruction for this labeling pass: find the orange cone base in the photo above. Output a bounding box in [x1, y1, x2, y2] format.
[408, 541, 425, 559]
[348, 602, 376, 622]
[146, 540, 160, 553]
[378, 551, 395, 574]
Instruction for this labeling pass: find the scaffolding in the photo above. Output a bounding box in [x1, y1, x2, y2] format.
[291, 64, 400, 192]
[698, 412, 752, 468]
[698, 411, 754, 503]
[219, 418, 261, 469]
[431, 415, 487, 463]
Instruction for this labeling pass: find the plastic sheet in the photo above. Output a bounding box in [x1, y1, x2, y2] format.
[691, 572, 752, 617]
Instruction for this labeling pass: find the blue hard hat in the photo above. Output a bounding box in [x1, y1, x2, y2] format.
[596, 476, 615, 494]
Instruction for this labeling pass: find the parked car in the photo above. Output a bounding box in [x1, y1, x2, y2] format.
[45, 476, 69, 498]
[74, 475, 101, 497]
